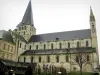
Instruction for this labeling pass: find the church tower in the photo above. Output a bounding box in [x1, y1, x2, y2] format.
[90, 7, 98, 49]
[15, 0, 36, 41]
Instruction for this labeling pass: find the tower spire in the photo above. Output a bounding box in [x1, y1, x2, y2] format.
[90, 6, 94, 16]
[17, 0, 34, 27]
[90, 6, 95, 21]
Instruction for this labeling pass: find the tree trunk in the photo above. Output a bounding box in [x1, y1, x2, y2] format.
[80, 66, 82, 75]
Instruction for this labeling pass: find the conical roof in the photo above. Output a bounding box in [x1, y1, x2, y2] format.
[17, 0, 34, 27]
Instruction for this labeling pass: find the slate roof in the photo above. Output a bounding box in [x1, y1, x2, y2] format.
[0, 30, 14, 43]
[17, 0, 34, 27]
[29, 29, 91, 42]
[21, 47, 96, 55]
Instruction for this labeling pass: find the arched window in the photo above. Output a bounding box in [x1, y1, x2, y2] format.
[77, 42, 79, 48]
[66, 56, 69, 62]
[24, 45, 26, 50]
[19, 43, 21, 48]
[51, 44, 53, 49]
[47, 56, 50, 63]
[24, 32, 25, 35]
[24, 57, 26, 63]
[87, 55, 90, 61]
[68, 42, 70, 48]
[31, 57, 34, 63]
[36, 45, 38, 50]
[29, 45, 31, 50]
[25, 26, 26, 30]
[39, 57, 41, 63]
[86, 41, 89, 47]
[59, 43, 62, 49]
[44, 44, 46, 49]
[56, 56, 59, 63]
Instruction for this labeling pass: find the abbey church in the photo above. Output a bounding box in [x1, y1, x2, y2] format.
[0, 0, 99, 73]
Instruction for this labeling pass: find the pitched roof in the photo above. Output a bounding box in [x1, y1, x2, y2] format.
[17, 0, 34, 27]
[29, 29, 91, 42]
[0, 30, 14, 43]
[21, 47, 96, 55]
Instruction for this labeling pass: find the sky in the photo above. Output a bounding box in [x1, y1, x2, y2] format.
[0, 0, 100, 62]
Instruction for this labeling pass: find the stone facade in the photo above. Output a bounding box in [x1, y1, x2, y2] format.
[0, 40, 16, 61]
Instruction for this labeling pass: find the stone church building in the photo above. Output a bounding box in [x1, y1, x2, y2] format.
[0, 0, 99, 73]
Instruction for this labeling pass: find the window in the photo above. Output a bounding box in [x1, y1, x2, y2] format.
[59, 43, 62, 49]
[87, 55, 90, 61]
[31, 57, 34, 63]
[24, 57, 26, 63]
[11, 47, 13, 52]
[68, 42, 70, 48]
[24, 32, 25, 35]
[56, 37, 59, 41]
[8, 45, 10, 51]
[47, 56, 50, 63]
[25, 26, 26, 30]
[92, 25, 95, 33]
[18, 57, 20, 62]
[76, 56, 79, 62]
[39, 57, 41, 63]
[29, 45, 31, 50]
[51, 44, 53, 49]
[56, 56, 59, 63]
[86, 41, 89, 47]
[19, 27, 21, 30]
[44, 44, 46, 49]
[77, 42, 79, 48]
[36, 45, 38, 49]
[24, 45, 26, 50]
[3, 44, 6, 50]
[66, 56, 69, 62]
[19, 43, 21, 48]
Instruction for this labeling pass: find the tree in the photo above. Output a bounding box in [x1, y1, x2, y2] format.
[71, 52, 90, 75]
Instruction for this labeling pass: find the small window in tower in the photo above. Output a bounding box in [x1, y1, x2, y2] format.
[29, 45, 31, 50]
[92, 25, 95, 33]
[25, 26, 26, 30]
[24, 45, 26, 50]
[19, 43, 21, 48]
[24, 32, 25, 35]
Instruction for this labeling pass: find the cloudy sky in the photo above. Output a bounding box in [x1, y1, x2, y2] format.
[0, 0, 100, 61]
